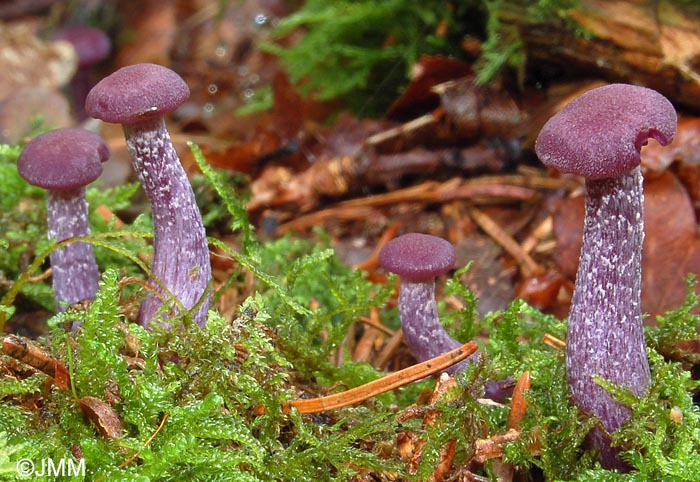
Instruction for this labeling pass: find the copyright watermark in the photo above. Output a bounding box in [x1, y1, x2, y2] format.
[15, 458, 85, 477]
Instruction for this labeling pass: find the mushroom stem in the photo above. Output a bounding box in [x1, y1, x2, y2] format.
[46, 188, 100, 310]
[123, 117, 211, 327]
[398, 279, 467, 374]
[567, 166, 650, 466]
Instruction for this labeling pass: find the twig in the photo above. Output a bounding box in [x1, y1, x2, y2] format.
[354, 221, 401, 271]
[466, 206, 540, 277]
[542, 333, 566, 349]
[373, 328, 405, 370]
[118, 413, 170, 468]
[281, 341, 477, 414]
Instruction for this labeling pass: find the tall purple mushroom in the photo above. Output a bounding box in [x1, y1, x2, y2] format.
[379, 233, 476, 373]
[535, 83, 677, 468]
[85, 63, 211, 328]
[17, 127, 110, 311]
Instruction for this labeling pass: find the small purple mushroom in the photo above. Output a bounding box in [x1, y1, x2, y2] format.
[54, 26, 111, 121]
[378, 233, 476, 373]
[17, 127, 110, 311]
[85, 63, 211, 328]
[535, 83, 677, 468]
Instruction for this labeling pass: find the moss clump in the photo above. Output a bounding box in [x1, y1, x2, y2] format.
[0, 142, 699, 481]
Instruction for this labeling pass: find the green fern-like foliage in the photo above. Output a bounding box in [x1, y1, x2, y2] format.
[261, 0, 486, 115]
[1, 142, 699, 480]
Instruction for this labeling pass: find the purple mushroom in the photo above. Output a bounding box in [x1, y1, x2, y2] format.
[378, 233, 476, 373]
[17, 128, 110, 311]
[54, 26, 111, 122]
[535, 83, 677, 468]
[85, 63, 211, 328]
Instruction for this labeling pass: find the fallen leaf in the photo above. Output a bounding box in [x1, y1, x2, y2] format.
[552, 171, 700, 318]
[385, 55, 472, 120]
[79, 396, 125, 439]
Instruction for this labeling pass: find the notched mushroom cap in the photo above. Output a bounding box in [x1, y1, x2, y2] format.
[535, 84, 677, 180]
[85, 63, 189, 124]
[379, 233, 456, 281]
[18, 127, 110, 190]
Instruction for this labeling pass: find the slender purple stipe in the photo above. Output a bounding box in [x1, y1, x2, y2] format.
[17, 127, 110, 312]
[535, 83, 677, 469]
[85, 63, 211, 328]
[379, 232, 476, 374]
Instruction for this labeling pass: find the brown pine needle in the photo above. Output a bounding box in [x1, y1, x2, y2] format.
[119, 413, 170, 468]
[542, 333, 566, 349]
[466, 206, 540, 277]
[281, 341, 477, 414]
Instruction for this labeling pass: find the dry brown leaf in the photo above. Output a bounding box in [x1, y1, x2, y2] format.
[79, 396, 125, 439]
[552, 171, 700, 318]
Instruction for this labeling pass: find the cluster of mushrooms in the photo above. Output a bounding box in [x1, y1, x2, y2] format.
[379, 84, 677, 470]
[17, 40, 677, 470]
[18, 61, 211, 329]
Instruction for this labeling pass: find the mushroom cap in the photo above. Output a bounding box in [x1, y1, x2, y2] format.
[55, 26, 111, 67]
[378, 233, 456, 281]
[85, 63, 190, 124]
[18, 128, 110, 190]
[535, 84, 677, 180]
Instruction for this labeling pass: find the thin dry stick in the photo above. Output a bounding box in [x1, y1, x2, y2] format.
[26, 267, 52, 283]
[542, 333, 566, 349]
[352, 308, 384, 362]
[373, 328, 405, 370]
[283, 341, 477, 414]
[354, 221, 401, 271]
[118, 413, 170, 468]
[466, 206, 540, 277]
[357, 314, 396, 337]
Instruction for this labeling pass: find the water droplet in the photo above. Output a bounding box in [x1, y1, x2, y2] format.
[207, 84, 218, 95]
[254, 13, 268, 26]
[203, 103, 215, 114]
[215, 45, 228, 58]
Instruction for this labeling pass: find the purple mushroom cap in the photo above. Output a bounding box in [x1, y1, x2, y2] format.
[378, 233, 456, 281]
[86, 63, 189, 124]
[18, 128, 110, 315]
[535, 83, 677, 470]
[536, 84, 676, 179]
[86, 63, 211, 328]
[18, 128, 109, 189]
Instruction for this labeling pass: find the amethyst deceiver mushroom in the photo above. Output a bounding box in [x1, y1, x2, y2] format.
[535, 83, 677, 468]
[85, 63, 211, 328]
[17, 127, 110, 311]
[379, 233, 476, 373]
[55, 26, 111, 121]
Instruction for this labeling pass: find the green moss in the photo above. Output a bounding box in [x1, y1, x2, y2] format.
[259, 0, 487, 116]
[1, 141, 699, 480]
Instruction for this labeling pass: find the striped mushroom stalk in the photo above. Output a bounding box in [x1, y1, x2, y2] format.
[17, 128, 109, 314]
[379, 233, 477, 373]
[86, 63, 211, 328]
[535, 83, 677, 469]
